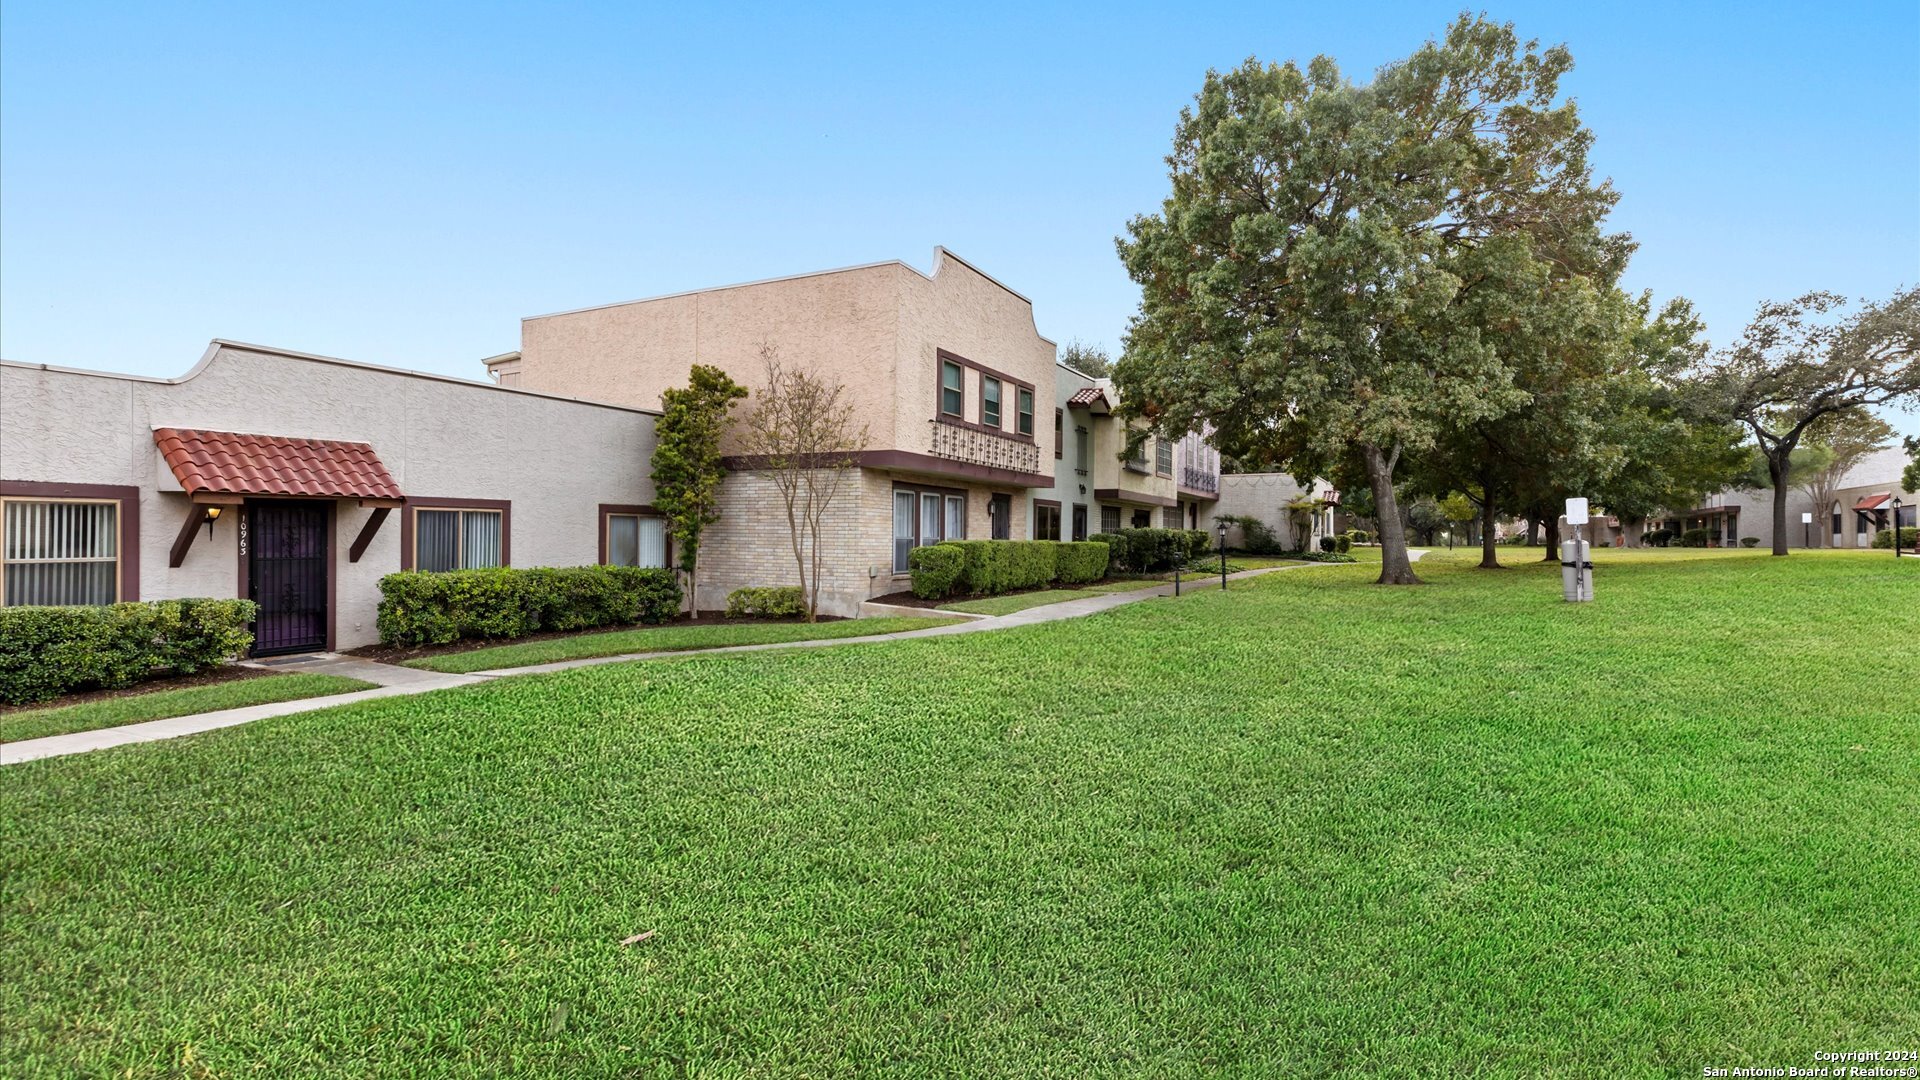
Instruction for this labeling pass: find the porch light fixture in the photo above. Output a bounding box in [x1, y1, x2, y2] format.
[203, 505, 223, 539]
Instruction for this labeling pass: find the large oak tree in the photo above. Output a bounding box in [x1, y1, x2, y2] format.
[1113, 16, 1619, 583]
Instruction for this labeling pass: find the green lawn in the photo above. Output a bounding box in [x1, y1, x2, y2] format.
[3, 549, 1915, 1075]
[940, 588, 1101, 615]
[398, 615, 962, 674]
[0, 673, 376, 744]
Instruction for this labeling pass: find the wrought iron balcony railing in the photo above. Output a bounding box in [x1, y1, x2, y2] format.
[928, 420, 1041, 477]
[1181, 465, 1219, 494]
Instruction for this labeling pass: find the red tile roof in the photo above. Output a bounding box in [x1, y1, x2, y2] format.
[1066, 386, 1110, 408]
[1854, 492, 1892, 511]
[153, 427, 403, 500]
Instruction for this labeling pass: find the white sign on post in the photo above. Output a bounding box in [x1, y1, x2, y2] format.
[1801, 512, 1813, 524]
[1565, 497, 1590, 526]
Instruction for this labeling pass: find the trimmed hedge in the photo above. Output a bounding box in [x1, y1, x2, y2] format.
[1055, 541, 1111, 584]
[0, 598, 257, 706]
[726, 586, 806, 618]
[907, 539, 1112, 599]
[908, 546, 966, 599]
[1681, 528, 1710, 548]
[376, 566, 680, 646]
[1090, 528, 1211, 573]
[1872, 527, 1918, 549]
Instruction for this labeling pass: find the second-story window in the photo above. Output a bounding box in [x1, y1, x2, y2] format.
[1054, 409, 1063, 458]
[982, 377, 1002, 428]
[1017, 388, 1034, 436]
[1075, 427, 1089, 473]
[940, 360, 964, 417]
[1156, 436, 1173, 476]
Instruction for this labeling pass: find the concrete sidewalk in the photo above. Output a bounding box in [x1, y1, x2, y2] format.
[3, 553, 1419, 765]
[0, 656, 483, 766]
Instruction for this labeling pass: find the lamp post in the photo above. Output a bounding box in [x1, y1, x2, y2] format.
[1894, 498, 1906, 558]
[1217, 517, 1229, 591]
[1801, 510, 1812, 550]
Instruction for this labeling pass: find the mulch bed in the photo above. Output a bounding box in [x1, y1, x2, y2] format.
[342, 612, 848, 665]
[0, 664, 276, 716]
[869, 578, 1162, 610]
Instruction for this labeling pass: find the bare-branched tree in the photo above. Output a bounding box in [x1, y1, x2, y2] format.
[736, 345, 870, 622]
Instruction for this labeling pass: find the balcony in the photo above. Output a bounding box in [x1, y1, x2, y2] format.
[1181, 465, 1219, 495]
[928, 419, 1041, 478]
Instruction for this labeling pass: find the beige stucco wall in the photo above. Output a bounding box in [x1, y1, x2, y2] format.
[1, 343, 658, 649]
[516, 249, 1057, 465]
[1214, 473, 1335, 550]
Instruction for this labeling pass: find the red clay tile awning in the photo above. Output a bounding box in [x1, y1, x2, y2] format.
[1854, 492, 1892, 511]
[1066, 386, 1112, 410]
[154, 427, 403, 501]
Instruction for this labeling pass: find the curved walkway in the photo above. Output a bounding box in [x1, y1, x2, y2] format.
[2, 553, 1423, 766]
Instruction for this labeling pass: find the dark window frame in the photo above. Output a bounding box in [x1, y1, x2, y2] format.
[982, 376, 1002, 429]
[1033, 499, 1062, 541]
[940, 359, 965, 418]
[1016, 387, 1034, 436]
[891, 482, 967, 574]
[1071, 503, 1089, 541]
[400, 497, 512, 571]
[0, 482, 141, 605]
[931, 348, 1036, 445]
[1156, 436, 1174, 477]
[598, 503, 671, 568]
[1053, 409, 1064, 459]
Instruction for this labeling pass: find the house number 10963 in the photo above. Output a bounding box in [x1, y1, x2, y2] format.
[238, 512, 248, 556]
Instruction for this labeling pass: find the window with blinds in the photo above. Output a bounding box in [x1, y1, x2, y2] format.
[416, 508, 503, 572]
[2, 498, 120, 606]
[606, 514, 668, 568]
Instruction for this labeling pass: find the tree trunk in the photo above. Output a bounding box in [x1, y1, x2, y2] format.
[1770, 452, 1791, 556]
[1525, 517, 1539, 546]
[1543, 518, 1560, 563]
[1362, 442, 1421, 585]
[1479, 498, 1501, 569]
[687, 551, 699, 620]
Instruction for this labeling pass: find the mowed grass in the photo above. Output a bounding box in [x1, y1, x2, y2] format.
[940, 588, 1102, 615]
[1, 550, 1915, 1076]
[398, 615, 962, 674]
[0, 673, 375, 744]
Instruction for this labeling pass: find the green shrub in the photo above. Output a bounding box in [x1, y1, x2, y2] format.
[1218, 515, 1282, 556]
[1319, 536, 1337, 553]
[1335, 535, 1352, 553]
[0, 598, 257, 706]
[941, 540, 995, 594]
[376, 566, 679, 646]
[1094, 528, 1204, 573]
[1740, 537, 1760, 548]
[1054, 541, 1110, 584]
[1872, 526, 1918, 549]
[725, 586, 806, 617]
[1348, 529, 1370, 544]
[995, 540, 1058, 592]
[1291, 550, 1357, 564]
[908, 545, 966, 598]
[1680, 528, 1709, 548]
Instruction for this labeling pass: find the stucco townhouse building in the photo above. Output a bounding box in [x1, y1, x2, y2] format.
[2, 248, 1230, 649]
[1, 343, 661, 653]
[487, 247, 1221, 615]
[1025, 363, 1220, 543]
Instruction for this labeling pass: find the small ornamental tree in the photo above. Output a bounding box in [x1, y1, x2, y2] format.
[651, 364, 747, 615]
[1904, 436, 1920, 494]
[1697, 287, 1920, 555]
[736, 345, 870, 622]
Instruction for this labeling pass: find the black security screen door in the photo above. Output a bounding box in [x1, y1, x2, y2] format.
[249, 502, 328, 655]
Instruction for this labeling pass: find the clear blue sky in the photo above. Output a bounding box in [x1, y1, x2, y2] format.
[4, 1, 1917, 433]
